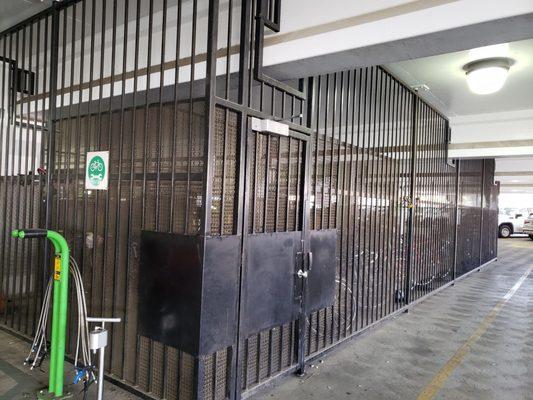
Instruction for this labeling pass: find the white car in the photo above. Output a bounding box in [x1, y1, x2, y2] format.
[498, 213, 528, 238]
[523, 215, 533, 240]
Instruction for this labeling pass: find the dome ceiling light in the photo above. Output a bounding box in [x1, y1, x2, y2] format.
[463, 57, 514, 95]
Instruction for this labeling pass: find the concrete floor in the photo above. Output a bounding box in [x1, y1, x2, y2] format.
[256, 238, 533, 400]
[0, 238, 531, 400]
[0, 329, 136, 399]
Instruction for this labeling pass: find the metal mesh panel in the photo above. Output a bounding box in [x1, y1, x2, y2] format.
[248, 133, 303, 234]
[211, 106, 239, 236]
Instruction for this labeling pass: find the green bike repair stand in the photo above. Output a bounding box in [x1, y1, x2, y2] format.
[11, 229, 73, 399]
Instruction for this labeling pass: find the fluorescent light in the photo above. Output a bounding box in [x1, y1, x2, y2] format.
[463, 57, 514, 95]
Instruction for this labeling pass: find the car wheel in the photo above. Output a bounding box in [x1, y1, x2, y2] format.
[529, 235, 533, 241]
[499, 225, 512, 238]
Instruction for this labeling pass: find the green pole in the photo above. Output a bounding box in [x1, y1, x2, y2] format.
[12, 229, 70, 398]
[48, 237, 61, 395]
[46, 230, 69, 397]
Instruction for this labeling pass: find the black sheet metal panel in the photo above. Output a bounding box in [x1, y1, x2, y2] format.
[138, 231, 202, 354]
[200, 234, 242, 354]
[306, 229, 337, 313]
[241, 231, 301, 337]
[139, 231, 241, 356]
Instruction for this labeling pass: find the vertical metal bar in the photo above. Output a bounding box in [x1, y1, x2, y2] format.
[62, 3, 77, 351]
[196, 0, 220, 396]
[312, 76, 321, 230]
[139, 0, 154, 389]
[478, 159, 485, 267]
[225, 0, 233, 101]
[156, 0, 168, 382]
[3, 32, 13, 326]
[383, 72, 393, 318]
[375, 69, 386, 320]
[13, 28, 24, 329]
[72, 0, 86, 264]
[405, 94, 417, 307]
[102, 0, 117, 325]
[110, 0, 129, 378]
[349, 68, 361, 334]
[123, 0, 141, 381]
[155, 0, 168, 229]
[341, 70, 352, 337]
[320, 75, 329, 230]
[390, 77, 400, 313]
[11, 27, 21, 330]
[452, 160, 460, 283]
[36, 15, 49, 322]
[295, 138, 301, 231]
[169, 0, 182, 232]
[356, 67, 368, 330]
[90, 0, 107, 324]
[366, 66, 378, 325]
[329, 73, 337, 231]
[334, 71, 344, 340]
[184, 0, 198, 233]
[375, 69, 384, 320]
[0, 35, 9, 324]
[22, 21, 35, 334]
[232, 0, 252, 392]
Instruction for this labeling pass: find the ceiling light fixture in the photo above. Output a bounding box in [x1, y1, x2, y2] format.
[463, 57, 514, 95]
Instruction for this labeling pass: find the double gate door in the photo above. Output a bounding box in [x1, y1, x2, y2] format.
[233, 118, 337, 394]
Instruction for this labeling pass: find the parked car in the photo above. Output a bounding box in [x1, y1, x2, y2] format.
[523, 215, 533, 240]
[498, 213, 529, 238]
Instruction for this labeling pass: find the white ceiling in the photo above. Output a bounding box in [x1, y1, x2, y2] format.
[0, 0, 52, 33]
[495, 157, 533, 194]
[386, 38, 533, 117]
[386, 39, 533, 194]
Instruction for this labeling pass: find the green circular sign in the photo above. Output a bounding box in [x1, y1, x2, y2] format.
[88, 155, 105, 186]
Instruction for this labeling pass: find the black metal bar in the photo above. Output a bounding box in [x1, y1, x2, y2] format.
[169, 0, 183, 233]
[184, 0, 198, 234]
[109, 0, 129, 378]
[21, 20, 33, 334]
[0, 35, 9, 324]
[140, 0, 154, 389]
[382, 72, 392, 319]
[341, 70, 351, 337]
[452, 159, 460, 283]
[405, 94, 417, 306]
[123, 0, 141, 382]
[478, 159, 485, 267]
[357, 67, 369, 330]
[349, 68, 361, 333]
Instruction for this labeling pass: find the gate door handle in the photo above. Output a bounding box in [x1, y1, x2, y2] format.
[296, 269, 308, 279]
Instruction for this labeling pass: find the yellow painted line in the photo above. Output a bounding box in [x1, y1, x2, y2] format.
[417, 266, 533, 400]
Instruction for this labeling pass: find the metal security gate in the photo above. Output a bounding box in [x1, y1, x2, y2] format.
[0, 10, 52, 343]
[0, 1, 499, 400]
[237, 126, 308, 392]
